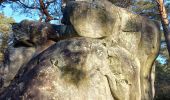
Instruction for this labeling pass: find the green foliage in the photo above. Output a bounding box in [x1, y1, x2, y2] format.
[130, 0, 160, 19]
[155, 42, 170, 99]
[0, 13, 15, 62]
[134, 1, 156, 11]
[0, 13, 15, 33]
[131, 0, 170, 20]
[155, 59, 170, 100]
[0, 14, 15, 24]
[109, 0, 133, 8]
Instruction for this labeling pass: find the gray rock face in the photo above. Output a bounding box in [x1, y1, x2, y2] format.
[0, 0, 160, 100]
[0, 40, 55, 93]
[63, 2, 160, 99]
[0, 47, 35, 89]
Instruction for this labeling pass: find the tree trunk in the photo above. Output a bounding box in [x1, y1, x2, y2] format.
[156, 0, 170, 57]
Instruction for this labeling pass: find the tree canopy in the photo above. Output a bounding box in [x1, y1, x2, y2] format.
[0, 13, 14, 63]
[0, 0, 62, 22]
[1, 0, 169, 22]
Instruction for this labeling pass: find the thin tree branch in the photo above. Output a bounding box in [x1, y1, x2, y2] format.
[17, 0, 40, 9]
[39, 0, 53, 22]
[45, 0, 55, 8]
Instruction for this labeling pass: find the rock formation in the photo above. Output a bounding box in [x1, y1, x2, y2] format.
[0, 0, 160, 100]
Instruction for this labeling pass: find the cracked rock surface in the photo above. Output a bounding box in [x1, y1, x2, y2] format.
[0, 0, 160, 100]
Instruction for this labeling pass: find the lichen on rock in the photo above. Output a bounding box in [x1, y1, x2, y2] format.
[0, 0, 161, 100]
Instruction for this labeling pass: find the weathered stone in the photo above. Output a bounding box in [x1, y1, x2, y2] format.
[0, 0, 160, 100]
[0, 40, 56, 93]
[12, 20, 77, 47]
[0, 47, 35, 91]
[0, 38, 115, 100]
[1, 20, 75, 92]
[62, 1, 160, 99]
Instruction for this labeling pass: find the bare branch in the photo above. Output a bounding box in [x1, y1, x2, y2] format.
[17, 0, 40, 9]
[45, 0, 55, 8]
[39, 0, 53, 22]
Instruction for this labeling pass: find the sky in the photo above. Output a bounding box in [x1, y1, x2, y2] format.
[0, 4, 60, 24]
[0, 4, 39, 22]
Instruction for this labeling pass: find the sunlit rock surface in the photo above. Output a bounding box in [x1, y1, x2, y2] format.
[0, 0, 160, 100]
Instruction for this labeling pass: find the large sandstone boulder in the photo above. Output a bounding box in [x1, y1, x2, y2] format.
[63, 1, 160, 99]
[0, 0, 160, 100]
[0, 19, 78, 92]
[0, 20, 57, 92]
[0, 47, 35, 92]
[0, 41, 56, 93]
